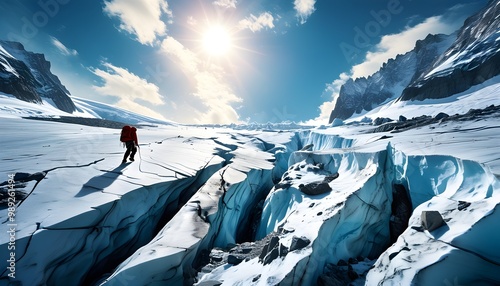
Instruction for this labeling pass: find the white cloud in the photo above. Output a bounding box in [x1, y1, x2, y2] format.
[351, 16, 456, 79]
[238, 12, 274, 32]
[294, 0, 316, 24]
[50, 36, 78, 56]
[313, 72, 350, 123]
[103, 0, 172, 45]
[161, 37, 242, 124]
[213, 0, 237, 9]
[91, 62, 166, 120]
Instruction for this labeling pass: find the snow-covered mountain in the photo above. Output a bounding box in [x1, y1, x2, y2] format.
[329, 34, 453, 122]
[0, 41, 173, 126]
[0, 41, 76, 113]
[329, 0, 500, 122]
[400, 0, 500, 102]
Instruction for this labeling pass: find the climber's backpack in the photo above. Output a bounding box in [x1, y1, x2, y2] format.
[120, 125, 131, 142]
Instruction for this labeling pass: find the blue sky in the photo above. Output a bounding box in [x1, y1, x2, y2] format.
[0, 0, 488, 124]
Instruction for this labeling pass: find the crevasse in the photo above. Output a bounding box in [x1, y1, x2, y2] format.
[198, 130, 500, 285]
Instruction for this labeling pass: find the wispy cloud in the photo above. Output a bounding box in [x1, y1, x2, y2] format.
[294, 0, 316, 24]
[91, 62, 166, 120]
[213, 0, 237, 9]
[103, 0, 172, 45]
[161, 36, 242, 124]
[50, 36, 78, 56]
[314, 72, 350, 123]
[238, 12, 275, 32]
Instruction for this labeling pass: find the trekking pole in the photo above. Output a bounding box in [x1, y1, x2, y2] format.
[138, 145, 143, 172]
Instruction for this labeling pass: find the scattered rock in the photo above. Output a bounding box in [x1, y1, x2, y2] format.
[252, 275, 261, 282]
[323, 172, 339, 183]
[435, 112, 449, 120]
[458, 200, 471, 211]
[260, 235, 289, 265]
[13, 171, 46, 182]
[370, 105, 500, 133]
[274, 182, 292, 190]
[299, 173, 339, 196]
[411, 225, 425, 232]
[279, 243, 288, 257]
[299, 182, 332, 196]
[268, 236, 279, 250]
[421, 210, 445, 231]
[348, 257, 358, 264]
[337, 259, 348, 266]
[227, 254, 245, 265]
[289, 236, 310, 252]
[373, 117, 393, 126]
[262, 247, 279, 265]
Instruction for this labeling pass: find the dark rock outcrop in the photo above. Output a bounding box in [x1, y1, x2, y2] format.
[421, 210, 445, 231]
[289, 236, 310, 252]
[329, 33, 452, 122]
[329, 1, 500, 123]
[400, 0, 500, 102]
[0, 41, 76, 113]
[298, 173, 339, 196]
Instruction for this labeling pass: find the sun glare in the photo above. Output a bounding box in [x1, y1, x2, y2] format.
[203, 25, 231, 56]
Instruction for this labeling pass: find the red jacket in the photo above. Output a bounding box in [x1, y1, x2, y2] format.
[121, 126, 138, 145]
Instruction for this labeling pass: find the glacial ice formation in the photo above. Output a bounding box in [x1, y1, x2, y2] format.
[1, 118, 499, 286]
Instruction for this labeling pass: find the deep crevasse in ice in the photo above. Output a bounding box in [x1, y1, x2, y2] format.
[100, 133, 284, 285]
[0, 160, 225, 286]
[197, 130, 500, 285]
[3, 128, 499, 286]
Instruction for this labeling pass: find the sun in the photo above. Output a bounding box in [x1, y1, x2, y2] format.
[202, 25, 232, 56]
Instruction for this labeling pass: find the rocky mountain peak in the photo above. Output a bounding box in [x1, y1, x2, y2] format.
[0, 40, 75, 113]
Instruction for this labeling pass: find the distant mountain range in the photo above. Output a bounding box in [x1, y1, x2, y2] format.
[329, 0, 500, 122]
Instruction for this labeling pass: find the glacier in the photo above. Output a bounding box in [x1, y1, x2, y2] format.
[1, 102, 500, 285]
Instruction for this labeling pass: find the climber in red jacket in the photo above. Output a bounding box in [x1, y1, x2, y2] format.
[120, 125, 138, 164]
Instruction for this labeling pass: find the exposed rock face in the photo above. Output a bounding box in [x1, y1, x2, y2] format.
[0, 40, 76, 113]
[329, 33, 453, 122]
[400, 0, 500, 102]
[421, 211, 445, 232]
[329, 1, 500, 122]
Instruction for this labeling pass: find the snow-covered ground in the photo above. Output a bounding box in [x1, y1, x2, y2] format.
[1, 79, 500, 285]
